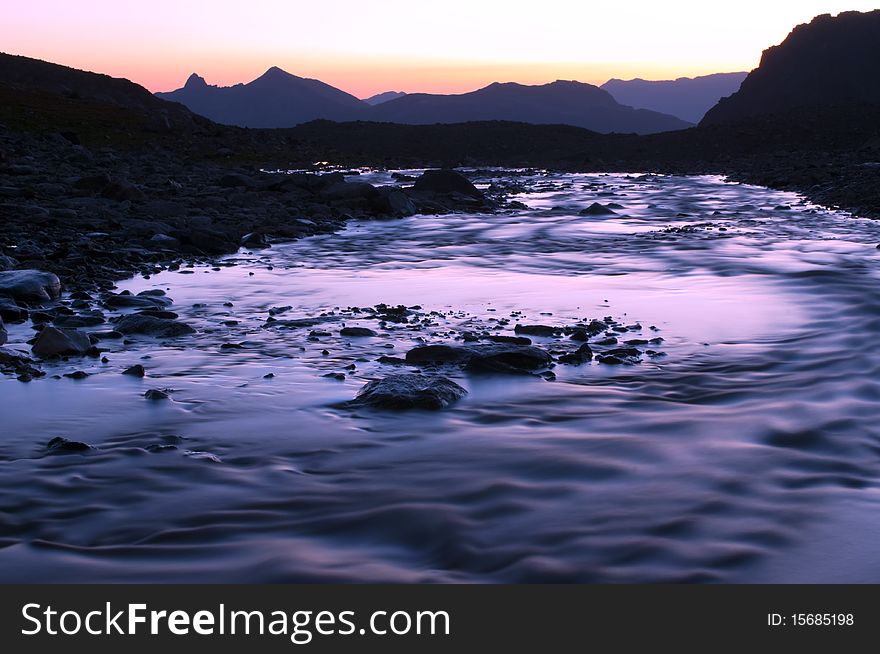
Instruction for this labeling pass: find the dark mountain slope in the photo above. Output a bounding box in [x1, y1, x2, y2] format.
[702, 10, 880, 125]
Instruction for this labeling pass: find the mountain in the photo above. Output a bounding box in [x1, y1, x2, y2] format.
[0, 52, 192, 119]
[364, 91, 406, 105]
[601, 72, 747, 123]
[156, 67, 367, 128]
[702, 10, 880, 126]
[369, 80, 693, 134]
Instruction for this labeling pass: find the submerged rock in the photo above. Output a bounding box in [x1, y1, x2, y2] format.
[340, 326, 377, 337]
[46, 436, 92, 455]
[122, 364, 146, 377]
[115, 314, 195, 337]
[406, 343, 552, 374]
[579, 202, 617, 216]
[0, 270, 61, 303]
[32, 326, 92, 358]
[144, 389, 169, 400]
[514, 324, 559, 337]
[558, 344, 594, 365]
[351, 373, 467, 410]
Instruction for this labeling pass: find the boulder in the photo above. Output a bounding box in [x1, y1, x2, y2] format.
[218, 173, 257, 188]
[32, 326, 92, 358]
[320, 181, 377, 202]
[115, 314, 195, 337]
[413, 170, 483, 199]
[406, 343, 552, 373]
[240, 232, 269, 248]
[351, 374, 467, 410]
[0, 254, 17, 271]
[0, 270, 62, 303]
[0, 298, 27, 323]
[375, 188, 417, 216]
[149, 233, 181, 249]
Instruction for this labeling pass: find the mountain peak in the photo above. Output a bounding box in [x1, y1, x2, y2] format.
[184, 73, 207, 89]
[259, 66, 296, 81]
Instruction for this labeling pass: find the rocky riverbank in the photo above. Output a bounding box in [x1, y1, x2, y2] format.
[0, 125, 503, 295]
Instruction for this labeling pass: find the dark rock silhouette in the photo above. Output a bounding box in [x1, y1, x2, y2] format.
[156, 67, 367, 128]
[371, 80, 692, 134]
[602, 72, 747, 123]
[364, 91, 406, 105]
[702, 10, 880, 125]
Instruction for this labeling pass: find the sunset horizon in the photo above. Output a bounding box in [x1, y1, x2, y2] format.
[2, 1, 876, 96]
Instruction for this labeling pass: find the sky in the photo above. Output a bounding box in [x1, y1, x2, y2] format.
[1, 1, 877, 97]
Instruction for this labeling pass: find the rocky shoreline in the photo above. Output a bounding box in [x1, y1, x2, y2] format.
[0, 125, 505, 295]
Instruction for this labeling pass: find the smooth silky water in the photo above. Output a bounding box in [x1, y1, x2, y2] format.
[2, 172, 879, 582]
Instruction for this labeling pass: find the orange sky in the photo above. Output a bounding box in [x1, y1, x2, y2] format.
[2, 2, 877, 97]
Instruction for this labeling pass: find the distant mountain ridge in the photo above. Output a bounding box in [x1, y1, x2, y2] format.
[601, 72, 747, 123]
[364, 91, 406, 105]
[369, 80, 692, 134]
[158, 72, 693, 134]
[156, 66, 366, 128]
[702, 10, 880, 125]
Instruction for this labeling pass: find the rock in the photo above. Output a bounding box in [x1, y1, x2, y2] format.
[0, 270, 62, 303]
[63, 370, 90, 380]
[579, 202, 617, 216]
[149, 233, 181, 248]
[514, 324, 559, 337]
[103, 291, 170, 309]
[218, 173, 256, 188]
[323, 372, 346, 381]
[340, 327, 377, 337]
[351, 374, 467, 410]
[558, 344, 594, 365]
[0, 316, 6, 346]
[46, 436, 92, 454]
[376, 188, 417, 216]
[240, 232, 269, 248]
[320, 181, 377, 201]
[486, 335, 532, 345]
[0, 254, 17, 271]
[0, 298, 27, 322]
[144, 389, 169, 400]
[406, 343, 552, 373]
[596, 347, 642, 365]
[32, 326, 92, 358]
[122, 364, 146, 377]
[413, 170, 483, 199]
[102, 181, 145, 202]
[53, 313, 105, 328]
[115, 314, 195, 337]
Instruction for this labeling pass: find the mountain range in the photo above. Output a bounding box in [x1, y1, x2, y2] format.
[158, 74, 693, 134]
[601, 72, 747, 123]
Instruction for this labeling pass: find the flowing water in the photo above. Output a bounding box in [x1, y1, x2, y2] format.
[2, 172, 880, 582]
